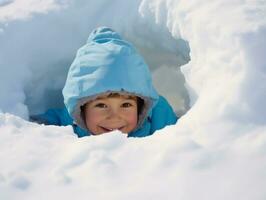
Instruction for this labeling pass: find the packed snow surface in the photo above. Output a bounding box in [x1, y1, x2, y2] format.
[0, 0, 266, 199]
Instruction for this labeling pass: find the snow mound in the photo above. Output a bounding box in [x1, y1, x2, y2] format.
[1, 0, 266, 199]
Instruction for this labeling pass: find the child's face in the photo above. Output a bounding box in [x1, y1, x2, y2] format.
[84, 95, 138, 135]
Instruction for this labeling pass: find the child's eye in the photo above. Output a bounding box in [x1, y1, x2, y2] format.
[95, 103, 107, 108]
[121, 102, 133, 108]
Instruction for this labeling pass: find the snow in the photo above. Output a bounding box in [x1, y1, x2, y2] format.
[1, 0, 266, 199]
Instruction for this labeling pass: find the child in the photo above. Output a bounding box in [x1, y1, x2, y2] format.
[31, 27, 178, 137]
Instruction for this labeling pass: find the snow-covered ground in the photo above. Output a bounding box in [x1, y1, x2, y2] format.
[0, 0, 266, 199]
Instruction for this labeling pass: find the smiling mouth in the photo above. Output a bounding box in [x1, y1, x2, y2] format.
[99, 126, 124, 132]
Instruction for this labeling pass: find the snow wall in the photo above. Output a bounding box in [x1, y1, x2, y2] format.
[0, 0, 190, 117]
[0, 0, 266, 200]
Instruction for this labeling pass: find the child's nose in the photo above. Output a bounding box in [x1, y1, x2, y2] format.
[106, 108, 121, 119]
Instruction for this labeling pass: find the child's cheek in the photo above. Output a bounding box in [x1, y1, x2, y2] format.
[85, 110, 104, 125]
[124, 110, 138, 127]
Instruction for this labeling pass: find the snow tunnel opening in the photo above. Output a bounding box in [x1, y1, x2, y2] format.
[23, 30, 191, 122]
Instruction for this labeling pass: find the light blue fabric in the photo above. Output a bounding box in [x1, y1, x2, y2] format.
[63, 27, 159, 118]
[31, 27, 178, 137]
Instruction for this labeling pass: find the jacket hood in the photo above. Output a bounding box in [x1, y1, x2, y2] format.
[63, 27, 159, 131]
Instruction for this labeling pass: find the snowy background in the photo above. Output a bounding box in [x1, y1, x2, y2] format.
[0, 0, 266, 199]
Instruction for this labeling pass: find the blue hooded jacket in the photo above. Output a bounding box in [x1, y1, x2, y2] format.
[31, 27, 177, 137]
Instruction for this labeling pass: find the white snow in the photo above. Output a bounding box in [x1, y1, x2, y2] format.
[0, 0, 266, 199]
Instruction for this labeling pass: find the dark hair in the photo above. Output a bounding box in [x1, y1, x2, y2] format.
[137, 97, 144, 117]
